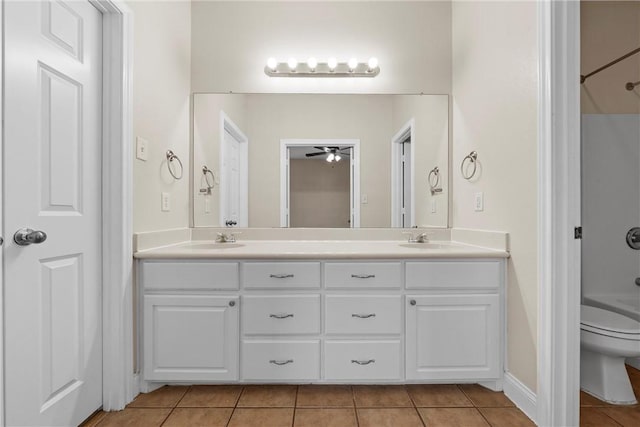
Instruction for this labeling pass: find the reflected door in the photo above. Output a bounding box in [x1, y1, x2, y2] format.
[3, 0, 103, 425]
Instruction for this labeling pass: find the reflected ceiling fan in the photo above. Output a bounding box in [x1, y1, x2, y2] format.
[305, 146, 351, 162]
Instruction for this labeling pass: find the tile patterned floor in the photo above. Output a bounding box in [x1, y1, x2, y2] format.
[81, 383, 535, 427]
[80, 367, 640, 426]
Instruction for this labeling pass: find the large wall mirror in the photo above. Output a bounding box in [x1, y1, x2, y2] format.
[192, 93, 449, 228]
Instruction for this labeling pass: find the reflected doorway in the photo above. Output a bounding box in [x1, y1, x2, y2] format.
[280, 139, 360, 228]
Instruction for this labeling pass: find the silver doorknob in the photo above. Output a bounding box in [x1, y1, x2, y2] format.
[14, 228, 47, 246]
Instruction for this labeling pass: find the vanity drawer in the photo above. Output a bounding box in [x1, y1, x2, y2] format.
[242, 340, 320, 381]
[324, 262, 402, 289]
[325, 295, 402, 335]
[141, 261, 239, 290]
[242, 262, 321, 289]
[405, 261, 501, 289]
[325, 340, 401, 380]
[242, 295, 320, 335]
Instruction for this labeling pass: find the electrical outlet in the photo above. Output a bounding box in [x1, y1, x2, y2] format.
[161, 192, 171, 212]
[474, 192, 484, 212]
[431, 199, 437, 213]
[361, 194, 368, 204]
[205, 198, 211, 214]
[136, 137, 149, 161]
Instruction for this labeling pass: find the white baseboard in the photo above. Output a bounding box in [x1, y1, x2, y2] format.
[627, 358, 640, 371]
[504, 372, 537, 424]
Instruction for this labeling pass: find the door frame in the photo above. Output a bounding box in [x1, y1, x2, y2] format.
[390, 118, 416, 228]
[536, 1, 581, 426]
[219, 111, 249, 227]
[280, 139, 360, 228]
[0, 0, 134, 422]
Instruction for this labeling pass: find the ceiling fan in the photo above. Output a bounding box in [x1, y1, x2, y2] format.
[305, 146, 351, 162]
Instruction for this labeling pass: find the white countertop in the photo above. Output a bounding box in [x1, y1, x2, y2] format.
[134, 240, 509, 260]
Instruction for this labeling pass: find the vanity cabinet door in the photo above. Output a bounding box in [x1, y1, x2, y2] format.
[143, 295, 239, 381]
[405, 294, 500, 380]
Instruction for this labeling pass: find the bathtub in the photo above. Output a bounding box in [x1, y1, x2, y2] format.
[584, 294, 640, 370]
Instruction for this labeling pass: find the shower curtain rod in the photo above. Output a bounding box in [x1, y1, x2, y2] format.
[580, 46, 640, 84]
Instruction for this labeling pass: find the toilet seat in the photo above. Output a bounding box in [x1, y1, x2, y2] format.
[581, 305, 640, 340]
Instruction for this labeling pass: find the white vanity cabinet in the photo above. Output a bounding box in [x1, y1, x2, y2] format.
[138, 256, 505, 386]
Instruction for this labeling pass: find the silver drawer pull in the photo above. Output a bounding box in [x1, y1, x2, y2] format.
[269, 313, 294, 319]
[351, 274, 375, 279]
[270, 274, 294, 279]
[351, 359, 376, 365]
[269, 359, 294, 365]
[351, 313, 376, 319]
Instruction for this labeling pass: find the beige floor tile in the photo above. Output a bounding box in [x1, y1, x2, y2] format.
[96, 408, 171, 427]
[296, 385, 354, 407]
[357, 408, 424, 427]
[581, 391, 614, 407]
[407, 384, 473, 407]
[177, 385, 243, 407]
[418, 407, 489, 426]
[478, 407, 535, 427]
[227, 408, 294, 427]
[458, 385, 515, 408]
[580, 408, 621, 427]
[600, 406, 640, 427]
[162, 408, 233, 427]
[353, 385, 413, 407]
[237, 385, 297, 407]
[294, 408, 358, 427]
[127, 386, 188, 408]
[79, 410, 107, 427]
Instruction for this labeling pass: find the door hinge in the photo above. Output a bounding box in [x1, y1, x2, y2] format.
[574, 226, 582, 239]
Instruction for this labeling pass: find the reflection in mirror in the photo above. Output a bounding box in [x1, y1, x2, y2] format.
[192, 94, 448, 228]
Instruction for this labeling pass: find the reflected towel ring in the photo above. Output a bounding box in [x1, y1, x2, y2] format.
[428, 167, 440, 189]
[203, 165, 215, 188]
[166, 150, 183, 180]
[460, 151, 478, 180]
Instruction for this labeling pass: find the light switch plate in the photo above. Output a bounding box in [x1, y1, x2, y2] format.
[204, 198, 211, 214]
[136, 137, 149, 161]
[361, 194, 368, 204]
[161, 192, 171, 212]
[474, 192, 484, 212]
[431, 199, 437, 213]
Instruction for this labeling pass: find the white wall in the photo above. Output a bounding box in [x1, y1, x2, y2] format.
[129, 0, 192, 233]
[452, 1, 538, 391]
[191, 1, 451, 94]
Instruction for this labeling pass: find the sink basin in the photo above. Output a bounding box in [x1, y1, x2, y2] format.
[399, 243, 449, 250]
[188, 243, 245, 250]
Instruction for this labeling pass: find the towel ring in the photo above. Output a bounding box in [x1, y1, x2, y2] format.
[460, 151, 478, 180]
[203, 166, 215, 188]
[166, 150, 183, 180]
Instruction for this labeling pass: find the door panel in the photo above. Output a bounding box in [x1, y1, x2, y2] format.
[3, 1, 103, 425]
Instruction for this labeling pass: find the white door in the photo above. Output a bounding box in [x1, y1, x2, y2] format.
[3, 1, 103, 425]
[221, 130, 243, 226]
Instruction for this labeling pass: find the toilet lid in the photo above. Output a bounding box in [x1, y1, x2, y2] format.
[581, 305, 640, 335]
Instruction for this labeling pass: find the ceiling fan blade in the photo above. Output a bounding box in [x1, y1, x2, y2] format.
[313, 146, 330, 152]
[305, 152, 327, 157]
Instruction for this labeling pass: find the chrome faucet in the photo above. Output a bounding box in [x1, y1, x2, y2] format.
[216, 232, 238, 243]
[403, 232, 430, 243]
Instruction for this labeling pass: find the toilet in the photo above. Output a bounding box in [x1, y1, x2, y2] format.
[580, 305, 640, 404]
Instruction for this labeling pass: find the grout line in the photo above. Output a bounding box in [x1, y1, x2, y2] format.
[158, 407, 176, 427]
[590, 407, 624, 427]
[352, 386, 360, 427]
[291, 386, 298, 427]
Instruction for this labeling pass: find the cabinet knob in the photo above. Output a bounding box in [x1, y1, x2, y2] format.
[229, 300, 236, 307]
[409, 299, 416, 306]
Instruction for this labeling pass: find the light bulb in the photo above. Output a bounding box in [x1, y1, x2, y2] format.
[287, 57, 298, 71]
[334, 154, 342, 162]
[327, 57, 338, 71]
[367, 57, 379, 71]
[266, 57, 278, 71]
[326, 153, 335, 162]
[348, 57, 358, 71]
[307, 57, 318, 71]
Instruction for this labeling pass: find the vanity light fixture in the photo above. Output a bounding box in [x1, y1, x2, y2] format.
[326, 153, 335, 162]
[334, 154, 342, 162]
[264, 57, 380, 77]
